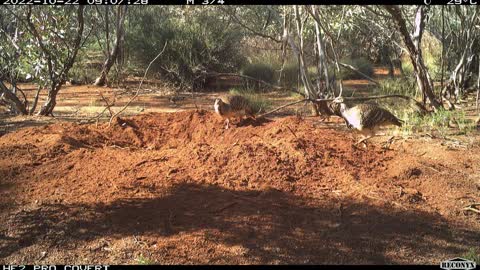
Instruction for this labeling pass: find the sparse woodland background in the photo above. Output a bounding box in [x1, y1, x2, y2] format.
[1, 5, 480, 265]
[0, 5, 479, 131]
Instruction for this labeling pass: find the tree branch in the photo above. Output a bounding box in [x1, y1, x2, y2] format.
[219, 6, 281, 43]
[109, 41, 168, 124]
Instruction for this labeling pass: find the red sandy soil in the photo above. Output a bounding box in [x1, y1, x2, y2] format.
[0, 110, 479, 264]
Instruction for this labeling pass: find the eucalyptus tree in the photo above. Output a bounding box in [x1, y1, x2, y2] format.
[429, 6, 480, 101]
[349, 6, 405, 77]
[0, 8, 29, 115]
[384, 5, 443, 110]
[93, 5, 128, 86]
[0, 6, 86, 116]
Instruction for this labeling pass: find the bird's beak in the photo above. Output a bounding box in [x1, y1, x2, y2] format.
[333, 97, 344, 103]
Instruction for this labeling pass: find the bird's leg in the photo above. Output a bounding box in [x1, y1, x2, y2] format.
[225, 118, 230, 129]
[381, 136, 396, 149]
[356, 136, 371, 147]
[354, 129, 374, 148]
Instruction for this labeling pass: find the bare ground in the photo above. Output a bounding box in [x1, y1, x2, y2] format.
[0, 109, 479, 264]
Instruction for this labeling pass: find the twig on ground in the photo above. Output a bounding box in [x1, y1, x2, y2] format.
[463, 203, 480, 214]
[258, 99, 309, 118]
[286, 125, 298, 138]
[133, 157, 168, 168]
[98, 91, 115, 117]
[418, 161, 441, 173]
[108, 144, 133, 150]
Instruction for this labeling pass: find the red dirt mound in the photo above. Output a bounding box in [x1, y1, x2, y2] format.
[0, 110, 392, 203]
[0, 110, 478, 264]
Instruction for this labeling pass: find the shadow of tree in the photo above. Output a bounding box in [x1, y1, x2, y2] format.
[1, 182, 477, 264]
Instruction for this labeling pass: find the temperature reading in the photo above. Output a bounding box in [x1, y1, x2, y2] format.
[447, 0, 477, 4]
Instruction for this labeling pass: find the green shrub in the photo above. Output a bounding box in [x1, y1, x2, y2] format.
[276, 62, 320, 90]
[401, 54, 440, 79]
[463, 248, 480, 263]
[278, 62, 300, 88]
[338, 57, 374, 80]
[376, 78, 418, 98]
[422, 32, 442, 80]
[401, 57, 414, 77]
[126, 6, 246, 85]
[136, 254, 156, 265]
[229, 88, 272, 114]
[398, 109, 475, 136]
[399, 33, 442, 80]
[241, 63, 275, 84]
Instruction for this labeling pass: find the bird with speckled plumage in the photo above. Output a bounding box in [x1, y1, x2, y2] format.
[331, 97, 403, 146]
[214, 95, 256, 129]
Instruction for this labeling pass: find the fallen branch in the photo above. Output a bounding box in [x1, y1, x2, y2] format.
[463, 203, 480, 214]
[338, 62, 380, 86]
[109, 41, 168, 125]
[286, 125, 298, 138]
[418, 161, 441, 173]
[258, 99, 309, 118]
[81, 107, 110, 124]
[134, 157, 168, 168]
[98, 91, 115, 117]
[258, 94, 428, 119]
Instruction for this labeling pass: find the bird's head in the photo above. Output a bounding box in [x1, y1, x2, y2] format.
[214, 98, 224, 113]
[331, 97, 347, 113]
[332, 97, 345, 103]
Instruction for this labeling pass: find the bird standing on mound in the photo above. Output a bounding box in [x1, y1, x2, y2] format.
[332, 97, 403, 146]
[214, 95, 256, 129]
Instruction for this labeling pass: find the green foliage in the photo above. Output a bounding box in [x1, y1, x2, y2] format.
[241, 63, 275, 84]
[289, 91, 304, 99]
[376, 78, 418, 98]
[452, 110, 475, 135]
[136, 255, 156, 265]
[401, 58, 414, 77]
[423, 50, 442, 80]
[398, 109, 475, 137]
[228, 88, 272, 113]
[279, 62, 300, 88]
[126, 6, 246, 85]
[399, 33, 442, 80]
[276, 62, 318, 91]
[463, 248, 480, 263]
[338, 57, 374, 80]
[0, 6, 86, 114]
[70, 50, 103, 84]
[24, 7, 83, 85]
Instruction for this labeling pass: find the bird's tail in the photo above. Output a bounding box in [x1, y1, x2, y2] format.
[392, 117, 404, 127]
[383, 110, 403, 127]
